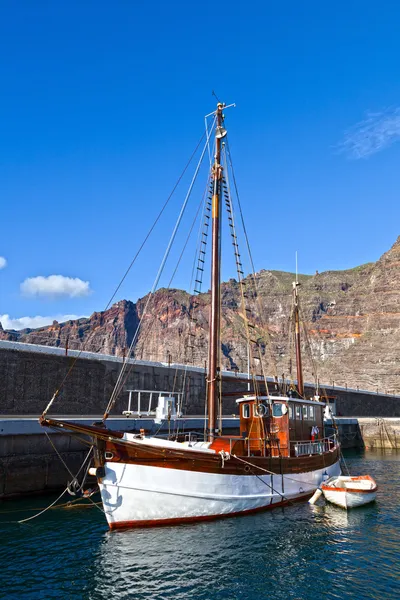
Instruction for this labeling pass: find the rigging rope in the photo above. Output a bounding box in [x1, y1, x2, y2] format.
[225, 140, 280, 386]
[232, 455, 294, 503]
[222, 145, 270, 400]
[41, 129, 209, 418]
[232, 453, 330, 490]
[103, 117, 216, 420]
[100, 173, 210, 433]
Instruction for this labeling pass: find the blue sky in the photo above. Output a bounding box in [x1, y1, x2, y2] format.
[1, 1, 400, 329]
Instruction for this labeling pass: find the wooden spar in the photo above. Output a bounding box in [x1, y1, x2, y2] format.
[293, 281, 304, 397]
[207, 103, 224, 442]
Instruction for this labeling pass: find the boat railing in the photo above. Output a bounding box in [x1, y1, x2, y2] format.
[291, 435, 337, 457]
[179, 433, 338, 457]
[184, 431, 207, 445]
[122, 389, 184, 417]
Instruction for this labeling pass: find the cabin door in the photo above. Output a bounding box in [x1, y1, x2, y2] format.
[271, 402, 289, 457]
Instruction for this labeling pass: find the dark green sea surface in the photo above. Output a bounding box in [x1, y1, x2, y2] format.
[1, 451, 399, 600]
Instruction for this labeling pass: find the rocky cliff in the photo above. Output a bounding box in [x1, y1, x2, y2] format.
[1, 237, 399, 393]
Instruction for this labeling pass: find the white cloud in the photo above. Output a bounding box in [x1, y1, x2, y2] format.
[339, 107, 400, 159]
[0, 257, 7, 269]
[0, 314, 85, 331]
[20, 275, 91, 298]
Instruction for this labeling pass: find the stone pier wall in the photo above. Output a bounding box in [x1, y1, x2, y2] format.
[0, 433, 88, 498]
[358, 418, 400, 450]
[0, 345, 247, 416]
[2, 343, 400, 418]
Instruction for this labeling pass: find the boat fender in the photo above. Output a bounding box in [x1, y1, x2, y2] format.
[308, 489, 323, 505]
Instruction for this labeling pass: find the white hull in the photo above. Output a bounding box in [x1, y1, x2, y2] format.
[321, 476, 377, 509]
[99, 459, 341, 528]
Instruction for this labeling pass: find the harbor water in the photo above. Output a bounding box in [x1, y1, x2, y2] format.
[1, 450, 399, 599]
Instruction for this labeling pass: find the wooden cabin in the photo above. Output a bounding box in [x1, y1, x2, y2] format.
[235, 395, 325, 458]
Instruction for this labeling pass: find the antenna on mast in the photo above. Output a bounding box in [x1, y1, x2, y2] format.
[212, 90, 221, 103]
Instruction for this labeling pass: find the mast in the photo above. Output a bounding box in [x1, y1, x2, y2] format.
[292, 280, 304, 397]
[207, 102, 225, 442]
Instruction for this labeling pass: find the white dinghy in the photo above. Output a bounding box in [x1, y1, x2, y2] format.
[310, 475, 377, 509]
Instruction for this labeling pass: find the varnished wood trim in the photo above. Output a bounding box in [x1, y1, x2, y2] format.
[40, 417, 124, 439]
[321, 475, 377, 494]
[105, 438, 340, 476]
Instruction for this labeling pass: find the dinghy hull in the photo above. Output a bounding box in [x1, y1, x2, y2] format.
[321, 475, 377, 509]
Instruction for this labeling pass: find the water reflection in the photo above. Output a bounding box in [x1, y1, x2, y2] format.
[1, 450, 399, 600]
[87, 501, 385, 600]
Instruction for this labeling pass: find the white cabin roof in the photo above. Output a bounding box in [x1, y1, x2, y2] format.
[235, 395, 326, 406]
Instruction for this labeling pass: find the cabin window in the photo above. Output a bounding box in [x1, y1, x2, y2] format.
[272, 403, 284, 418]
[254, 403, 269, 417]
[242, 404, 250, 418]
[302, 405, 308, 419]
[295, 405, 302, 420]
[289, 405, 293, 419]
[309, 405, 315, 420]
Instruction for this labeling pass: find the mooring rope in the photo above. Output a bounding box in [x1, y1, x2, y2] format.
[44, 432, 94, 491]
[44, 432, 79, 480]
[18, 487, 69, 524]
[0, 496, 101, 515]
[18, 444, 95, 524]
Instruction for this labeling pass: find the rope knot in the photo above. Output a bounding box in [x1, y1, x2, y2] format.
[219, 450, 230, 468]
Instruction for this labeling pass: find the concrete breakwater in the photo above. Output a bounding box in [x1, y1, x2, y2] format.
[0, 341, 244, 416]
[0, 416, 239, 498]
[1, 340, 400, 498]
[358, 417, 400, 450]
[2, 339, 400, 417]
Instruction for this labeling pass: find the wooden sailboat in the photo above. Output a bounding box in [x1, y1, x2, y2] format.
[40, 102, 341, 529]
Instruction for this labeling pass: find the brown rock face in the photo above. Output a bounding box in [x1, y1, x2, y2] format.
[2, 237, 400, 393]
[309, 236, 400, 393]
[0, 300, 140, 357]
